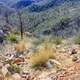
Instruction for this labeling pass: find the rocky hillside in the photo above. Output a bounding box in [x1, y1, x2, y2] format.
[1, 1, 80, 80]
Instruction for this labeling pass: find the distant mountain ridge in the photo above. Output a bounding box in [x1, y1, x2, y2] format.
[11, 0, 65, 10]
[10, 0, 80, 12]
[0, 0, 80, 10]
[11, 0, 34, 9]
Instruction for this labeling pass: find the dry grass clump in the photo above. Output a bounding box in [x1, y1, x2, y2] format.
[15, 41, 26, 52]
[29, 42, 56, 67]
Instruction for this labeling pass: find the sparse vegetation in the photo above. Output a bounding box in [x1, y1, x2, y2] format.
[8, 64, 21, 74]
[6, 33, 18, 43]
[33, 38, 44, 46]
[41, 36, 62, 45]
[52, 36, 62, 45]
[74, 35, 80, 44]
[43, 36, 62, 45]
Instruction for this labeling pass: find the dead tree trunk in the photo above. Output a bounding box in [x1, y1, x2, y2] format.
[17, 11, 24, 39]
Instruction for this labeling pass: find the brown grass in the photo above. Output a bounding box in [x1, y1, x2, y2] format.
[15, 41, 26, 52]
[29, 42, 56, 67]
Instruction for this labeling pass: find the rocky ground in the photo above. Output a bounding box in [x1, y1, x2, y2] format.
[0, 37, 80, 80]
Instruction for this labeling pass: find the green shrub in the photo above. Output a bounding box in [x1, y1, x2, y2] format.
[74, 35, 80, 44]
[8, 64, 21, 74]
[6, 34, 18, 43]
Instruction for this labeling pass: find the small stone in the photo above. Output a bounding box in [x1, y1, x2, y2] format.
[12, 73, 21, 80]
[1, 66, 8, 76]
[72, 55, 78, 62]
[71, 49, 77, 55]
[56, 45, 61, 49]
[46, 61, 53, 69]
[12, 57, 24, 65]
[5, 64, 11, 68]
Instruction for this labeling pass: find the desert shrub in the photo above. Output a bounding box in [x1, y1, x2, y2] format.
[8, 64, 21, 74]
[74, 35, 80, 44]
[15, 41, 26, 53]
[6, 33, 18, 43]
[29, 43, 56, 68]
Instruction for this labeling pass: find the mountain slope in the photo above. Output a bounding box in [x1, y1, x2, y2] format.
[1, 0, 80, 38]
[0, 3, 15, 16]
[12, 0, 34, 9]
[28, 0, 80, 12]
[7, 0, 80, 38]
